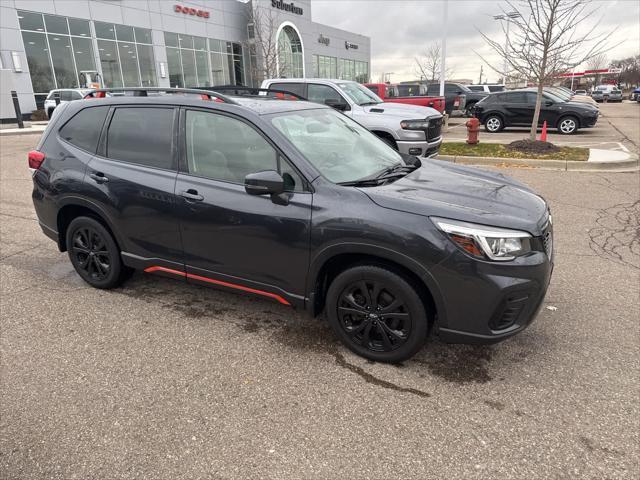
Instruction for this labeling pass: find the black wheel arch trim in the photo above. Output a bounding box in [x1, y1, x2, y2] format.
[305, 242, 447, 324]
[56, 195, 127, 253]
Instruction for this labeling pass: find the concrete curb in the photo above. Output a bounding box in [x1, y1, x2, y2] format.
[436, 154, 639, 172]
[0, 127, 46, 136]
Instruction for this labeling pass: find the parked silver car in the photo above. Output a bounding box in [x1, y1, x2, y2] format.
[261, 79, 444, 158]
[591, 88, 623, 102]
[44, 89, 92, 118]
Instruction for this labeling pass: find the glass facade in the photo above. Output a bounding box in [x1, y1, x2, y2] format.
[15, 8, 368, 107]
[95, 22, 156, 87]
[337, 59, 369, 82]
[311, 55, 338, 79]
[18, 10, 96, 93]
[165, 33, 244, 87]
[277, 26, 303, 78]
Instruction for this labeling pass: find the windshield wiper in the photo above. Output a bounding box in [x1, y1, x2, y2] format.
[360, 101, 381, 106]
[337, 173, 407, 187]
[374, 162, 418, 178]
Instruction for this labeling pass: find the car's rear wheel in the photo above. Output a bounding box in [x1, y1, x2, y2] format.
[66, 216, 127, 289]
[484, 115, 503, 133]
[326, 265, 429, 363]
[557, 116, 578, 135]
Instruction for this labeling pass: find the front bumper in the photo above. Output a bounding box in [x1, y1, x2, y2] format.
[397, 137, 443, 158]
[432, 231, 553, 344]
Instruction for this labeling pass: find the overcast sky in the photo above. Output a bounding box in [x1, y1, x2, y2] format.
[312, 0, 640, 83]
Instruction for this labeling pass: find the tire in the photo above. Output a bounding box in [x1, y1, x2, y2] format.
[47, 108, 54, 119]
[66, 216, 128, 289]
[377, 134, 398, 150]
[557, 116, 579, 135]
[484, 115, 503, 133]
[325, 265, 429, 363]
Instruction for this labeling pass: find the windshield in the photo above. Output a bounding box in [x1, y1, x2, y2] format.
[270, 109, 404, 184]
[542, 90, 568, 103]
[337, 82, 382, 106]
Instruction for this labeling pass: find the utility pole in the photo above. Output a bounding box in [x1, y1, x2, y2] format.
[439, 0, 448, 97]
[479, 65, 484, 84]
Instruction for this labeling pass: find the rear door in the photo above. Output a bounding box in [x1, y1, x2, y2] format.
[174, 107, 312, 303]
[85, 105, 183, 268]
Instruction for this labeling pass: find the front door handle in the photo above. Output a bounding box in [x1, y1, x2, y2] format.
[89, 172, 109, 183]
[179, 189, 204, 202]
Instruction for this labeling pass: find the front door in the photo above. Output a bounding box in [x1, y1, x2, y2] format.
[174, 108, 312, 304]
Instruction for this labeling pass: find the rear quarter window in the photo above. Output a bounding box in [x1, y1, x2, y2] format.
[106, 107, 174, 170]
[269, 82, 306, 98]
[59, 106, 109, 153]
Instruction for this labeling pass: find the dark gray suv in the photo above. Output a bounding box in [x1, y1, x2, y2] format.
[30, 88, 553, 363]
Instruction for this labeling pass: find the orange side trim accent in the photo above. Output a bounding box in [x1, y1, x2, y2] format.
[143, 266, 291, 306]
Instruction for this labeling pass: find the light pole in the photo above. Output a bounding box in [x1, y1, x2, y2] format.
[439, 0, 448, 97]
[493, 11, 520, 85]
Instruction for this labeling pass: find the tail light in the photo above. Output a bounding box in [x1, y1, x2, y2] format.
[28, 150, 45, 170]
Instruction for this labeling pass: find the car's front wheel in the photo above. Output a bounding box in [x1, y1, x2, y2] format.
[484, 115, 503, 133]
[66, 216, 129, 289]
[326, 265, 429, 363]
[557, 116, 579, 135]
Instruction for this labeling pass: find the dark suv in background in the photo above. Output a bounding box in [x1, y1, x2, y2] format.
[30, 88, 553, 363]
[473, 89, 599, 134]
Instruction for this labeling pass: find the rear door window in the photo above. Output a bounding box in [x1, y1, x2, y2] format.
[106, 107, 174, 170]
[488, 85, 505, 92]
[504, 92, 527, 103]
[366, 85, 379, 95]
[60, 91, 74, 101]
[59, 106, 109, 153]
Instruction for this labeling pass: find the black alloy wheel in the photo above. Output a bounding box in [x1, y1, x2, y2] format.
[326, 266, 429, 363]
[66, 216, 128, 289]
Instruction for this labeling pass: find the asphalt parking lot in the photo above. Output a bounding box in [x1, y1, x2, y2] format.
[447, 101, 640, 154]
[1, 130, 639, 477]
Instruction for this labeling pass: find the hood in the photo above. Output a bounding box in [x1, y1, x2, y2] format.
[363, 102, 441, 119]
[360, 159, 549, 235]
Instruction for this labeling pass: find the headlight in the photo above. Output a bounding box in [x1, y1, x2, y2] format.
[400, 119, 430, 130]
[433, 218, 532, 261]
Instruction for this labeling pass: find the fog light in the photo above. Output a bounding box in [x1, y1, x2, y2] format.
[408, 147, 422, 155]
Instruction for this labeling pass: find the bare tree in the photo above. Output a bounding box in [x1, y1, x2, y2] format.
[587, 53, 608, 85]
[479, 0, 614, 141]
[244, 4, 279, 86]
[414, 42, 453, 82]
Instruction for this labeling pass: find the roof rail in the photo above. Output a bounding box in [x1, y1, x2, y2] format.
[82, 87, 238, 104]
[193, 86, 307, 101]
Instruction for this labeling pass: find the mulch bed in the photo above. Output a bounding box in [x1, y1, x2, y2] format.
[506, 140, 560, 155]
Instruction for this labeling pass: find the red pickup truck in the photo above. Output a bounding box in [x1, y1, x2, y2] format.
[364, 83, 446, 113]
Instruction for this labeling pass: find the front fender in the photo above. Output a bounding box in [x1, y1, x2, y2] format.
[305, 241, 447, 325]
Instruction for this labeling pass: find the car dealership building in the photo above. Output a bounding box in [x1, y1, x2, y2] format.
[0, 0, 370, 119]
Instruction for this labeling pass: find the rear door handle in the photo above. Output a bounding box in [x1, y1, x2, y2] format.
[179, 189, 204, 202]
[89, 172, 109, 183]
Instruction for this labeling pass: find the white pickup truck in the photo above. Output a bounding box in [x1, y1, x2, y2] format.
[261, 79, 444, 158]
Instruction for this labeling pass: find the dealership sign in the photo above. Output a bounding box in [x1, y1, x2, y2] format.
[272, 1, 303, 15]
[345, 41, 359, 50]
[174, 5, 210, 18]
[318, 34, 330, 46]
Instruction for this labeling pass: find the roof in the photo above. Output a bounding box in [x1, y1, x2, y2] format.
[231, 96, 328, 115]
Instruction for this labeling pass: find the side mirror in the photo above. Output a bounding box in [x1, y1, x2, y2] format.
[545, 100, 554, 106]
[324, 98, 348, 111]
[244, 170, 284, 196]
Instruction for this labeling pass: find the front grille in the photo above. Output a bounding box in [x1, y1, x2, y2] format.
[426, 118, 442, 141]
